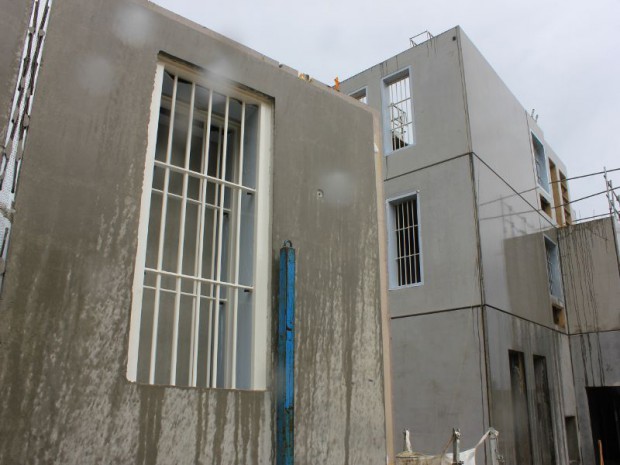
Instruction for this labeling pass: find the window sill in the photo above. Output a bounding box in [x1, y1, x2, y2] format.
[389, 282, 424, 291]
[385, 144, 417, 157]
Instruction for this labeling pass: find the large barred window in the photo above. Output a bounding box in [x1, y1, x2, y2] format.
[127, 61, 272, 390]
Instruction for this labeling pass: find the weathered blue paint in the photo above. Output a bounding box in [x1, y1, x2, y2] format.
[277, 241, 295, 465]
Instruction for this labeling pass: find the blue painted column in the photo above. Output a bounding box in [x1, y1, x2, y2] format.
[277, 240, 295, 465]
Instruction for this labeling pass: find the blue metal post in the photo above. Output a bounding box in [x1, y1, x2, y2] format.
[277, 240, 295, 465]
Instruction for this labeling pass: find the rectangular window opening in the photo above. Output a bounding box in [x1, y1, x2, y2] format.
[560, 172, 572, 225]
[532, 133, 550, 192]
[127, 62, 272, 391]
[549, 160, 562, 223]
[350, 88, 367, 105]
[552, 303, 566, 329]
[384, 71, 414, 151]
[388, 194, 422, 287]
[540, 195, 552, 217]
[544, 236, 563, 302]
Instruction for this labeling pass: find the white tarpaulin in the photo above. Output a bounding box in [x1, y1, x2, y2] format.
[406, 448, 477, 465]
[396, 429, 497, 465]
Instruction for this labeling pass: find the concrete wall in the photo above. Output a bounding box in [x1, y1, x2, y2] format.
[561, 218, 620, 465]
[474, 157, 558, 327]
[341, 27, 566, 328]
[0, 0, 31, 142]
[343, 24, 583, 465]
[459, 29, 539, 200]
[341, 34, 483, 458]
[0, 0, 387, 463]
[340, 28, 470, 182]
[390, 307, 487, 455]
[559, 218, 620, 333]
[341, 27, 575, 463]
[384, 155, 480, 316]
[570, 331, 620, 465]
[486, 308, 573, 465]
[461, 33, 583, 464]
[461, 25, 566, 331]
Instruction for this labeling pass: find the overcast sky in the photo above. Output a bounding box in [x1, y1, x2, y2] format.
[153, 0, 619, 220]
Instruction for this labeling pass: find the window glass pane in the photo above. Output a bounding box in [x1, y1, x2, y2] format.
[545, 237, 563, 300]
[181, 202, 199, 286]
[154, 108, 170, 163]
[145, 193, 161, 270]
[169, 79, 192, 167]
[532, 135, 550, 192]
[153, 291, 175, 384]
[242, 104, 259, 189]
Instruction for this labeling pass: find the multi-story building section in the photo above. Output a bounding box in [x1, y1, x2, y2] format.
[341, 26, 619, 465]
[1, 1, 618, 464]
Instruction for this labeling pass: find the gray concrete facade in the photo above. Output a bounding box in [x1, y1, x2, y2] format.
[341, 27, 589, 465]
[0, 0, 389, 463]
[560, 218, 620, 464]
[2, 2, 618, 464]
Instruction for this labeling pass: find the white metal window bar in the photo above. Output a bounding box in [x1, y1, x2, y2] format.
[0, 0, 52, 290]
[393, 197, 421, 286]
[128, 63, 271, 390]
[386, 74, 414, 150]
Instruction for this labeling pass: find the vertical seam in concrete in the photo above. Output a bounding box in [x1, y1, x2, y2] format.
[372, 110, 394, 464]
[559, 224, 590, 461]
[456, 32, 492, 461]
[550, 333, 570, 464]
[459, 30, 492, 453]
[467, 153, 492, 456]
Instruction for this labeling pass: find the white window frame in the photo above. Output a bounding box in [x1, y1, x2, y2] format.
[382, 67, 415, 154]
[531, 132, 550, 193]
[126, 61, 272, 390]
[386, 191, 423, 289]
[543, 235, 563, 302]
[349, 86, 368, 105]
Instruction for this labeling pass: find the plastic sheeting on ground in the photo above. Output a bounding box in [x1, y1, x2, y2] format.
[405, 448, 477, 465]
[397, 428, 495, 465]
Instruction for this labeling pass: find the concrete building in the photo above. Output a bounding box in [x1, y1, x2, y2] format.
[2, 1, 619, 465]
[341, 27, 620, 465]
[0, 0, 390, 463]
[559, 218, 620, 465]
